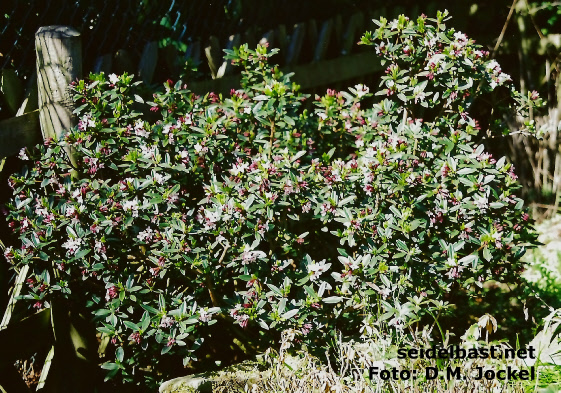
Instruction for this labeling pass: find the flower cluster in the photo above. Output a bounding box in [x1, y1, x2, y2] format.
[4, 11, 540, 388]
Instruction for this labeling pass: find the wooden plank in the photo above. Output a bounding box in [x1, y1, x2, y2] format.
[314, 19, 334, 62]
[243, 26, 257, 49]
[92, 54, 112, 74]
[138, 41, 158, 84]
[216, 34, 241, 78]
[0, 110, 41, 158]
[189, 50, 384, 95]
[36, 25, 81, 171]
[185, 40, 201, 65]
[113, 49, 135, 74]
[286, 23, 306, 65]
[341, 12, 365, 55]
[259, 30, 275, 47]
[1, 69, 24, 115]
[205, 36, 222, 79]
[277, 25, 288, 55]
[333, 14, 343, 47]
[308, 19, 318, 51]
[292, 50, 381, 89]
[16, 71, 38, 116]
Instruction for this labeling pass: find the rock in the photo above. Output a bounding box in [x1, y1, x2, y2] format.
[159, 360, 270, 393]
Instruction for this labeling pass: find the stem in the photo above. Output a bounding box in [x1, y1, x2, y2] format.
[206, 275, 221, 307]
[268, 119, 276, 161]
[492, 0, 518, 58]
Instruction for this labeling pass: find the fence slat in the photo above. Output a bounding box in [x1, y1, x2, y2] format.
[16, 71, 38, 116]
[286, 24, 306, 65]
[259, 30, 275, 47]
[333, 14, 343, 48]
[277, 25, 288, 55]
[216, 34, 241, 78]
[314, 19, 334, 62]
[190, 50, 383, 95]
[308, 19, 318, 51]
[138, 41, 158, 84]
[185, 41, 201, 65]
[205, 36, 222, 79]
[341, 12, 365, 55]
[0, 110, 41, 158]
[114, 49, 135, 74]
[92, 54, 112, 74]
[1, 69, 24, 115]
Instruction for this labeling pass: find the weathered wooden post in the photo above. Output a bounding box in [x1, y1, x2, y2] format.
[35, 26, 81, 169]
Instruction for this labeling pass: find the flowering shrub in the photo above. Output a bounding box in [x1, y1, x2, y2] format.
[4, 11, 541, 387]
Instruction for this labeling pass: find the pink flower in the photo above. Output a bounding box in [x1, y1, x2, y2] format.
[106, 285, 119, 301]
[129, 332, 142, 344]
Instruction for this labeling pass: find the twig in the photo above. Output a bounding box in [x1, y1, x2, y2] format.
[492, 0, 519, 58]
[268, 119, 276, 160]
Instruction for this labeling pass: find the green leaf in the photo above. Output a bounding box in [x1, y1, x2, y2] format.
[323, 296, 343, 304]
[116, 346, 124, 363]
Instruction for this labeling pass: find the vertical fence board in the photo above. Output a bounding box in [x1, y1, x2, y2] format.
[314, 19, 334, 62]
[35, 25, 81, 173]
[1, 70, 24, 115]
[92, 54, 112, 74]
[114, 49, 135, 74]
[259, 30, 275, 47]
[138, 41, 158, 84]
[341, 13, 364, 55]
[205, 36, 222, 79]
[185, 41, 201, 65]
[308, 19, 318, 51]
[277, 25, 288, 56]
[216, 34, 241, 78]
[286, 24, 306, 66]
[16, 71, 38, 116]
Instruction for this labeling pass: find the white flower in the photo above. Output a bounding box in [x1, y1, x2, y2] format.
[139, 144, 155, 158]
[134, 120, 149, 138]
[72, 188, 84, 204]
[160, 315, 175, 328]
[137, 227, 154, 242]
[194, 143, 203, 153]
[230, 161, 249, 176]
[153, 172, 166, 184]
[241, 250, 266, 265]
[308, 259, 331, 281]
[474, 194, 489, 211]
[123, 199, 139, 217]
[318, 112, 327, 120]
[485, 60, 501, 75]
[199, 308, 212, 323]
[65, 205, 76, 217]
[18, 148, 28, 160]
[454, 32, 468, 46]
[339, 255, 360, 270]
[354, 84, 370, 98]
[79, 114, 96, 131]
[162, 124, 172, 134]
[62, 237, 83, 255]
[243, 107, 251, 114]
[108, 73, 119, 84]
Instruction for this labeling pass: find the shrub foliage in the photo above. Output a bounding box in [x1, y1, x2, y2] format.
[5, 11, 540, 386]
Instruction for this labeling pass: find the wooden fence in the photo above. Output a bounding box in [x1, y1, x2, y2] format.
[0, 8, 423, 160]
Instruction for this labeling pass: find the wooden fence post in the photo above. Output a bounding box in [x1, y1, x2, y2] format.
[35, 26, 81, 169]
